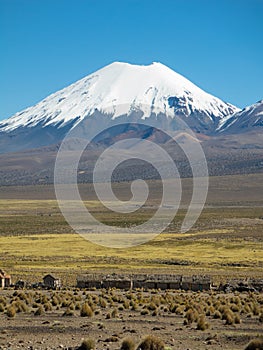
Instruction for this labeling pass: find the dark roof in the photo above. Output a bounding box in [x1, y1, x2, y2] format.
[43, 274, 60, 280]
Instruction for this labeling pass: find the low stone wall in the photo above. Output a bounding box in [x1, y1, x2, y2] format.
[76, 274, 212, 291]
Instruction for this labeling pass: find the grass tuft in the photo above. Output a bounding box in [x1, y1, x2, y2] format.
[78, 338, 95, 350]
[137, 335, 165, 350]
[244, 338, 263, 350]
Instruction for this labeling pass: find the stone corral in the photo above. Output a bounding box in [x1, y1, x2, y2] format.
[76, 273, 212, 291]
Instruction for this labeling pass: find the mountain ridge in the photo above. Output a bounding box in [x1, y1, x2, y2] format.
[217, 99, 263, 133]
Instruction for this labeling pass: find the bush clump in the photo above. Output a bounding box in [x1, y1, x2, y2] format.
[80, 303, 94, 317]
[196, 315, 209, 331]
[223, 310, 235, 325]
[34, 305, 44, 316]
[111, 308, 118, 318]
[137, 335, 165, 350]
[120, 338, 136, 350]
[63, 307, 75, 316]
[78, 338, 95, 350]
[234, 314, 241, 324]
[213, 310, 222, 319]
[0, 303, 5, 313]
[6, 306, 16, 318]
[244, 338, 263, 350]
[185, 309, 198, 324]
[141, 309, 150, 316]
[13, 300, 28, 313]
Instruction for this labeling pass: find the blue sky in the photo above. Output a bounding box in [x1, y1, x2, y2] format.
[1, 0, 263, 120]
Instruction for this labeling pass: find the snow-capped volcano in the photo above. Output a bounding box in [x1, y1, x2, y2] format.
[0, 62, 240, 153]
[0, 62, 238, 130]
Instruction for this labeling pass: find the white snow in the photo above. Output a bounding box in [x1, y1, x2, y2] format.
[0, 61, 240, 132]
[218, 99, 263, 131]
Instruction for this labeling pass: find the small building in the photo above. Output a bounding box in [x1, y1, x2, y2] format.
[0, 269, 11, 288]
[43, 274, 61, 289]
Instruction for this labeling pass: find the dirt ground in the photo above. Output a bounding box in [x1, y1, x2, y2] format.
[0, 289, 262, 350]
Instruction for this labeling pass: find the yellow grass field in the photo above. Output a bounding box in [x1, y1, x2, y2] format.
[0, 230, 262, 285]
[0, 175, 263, 285]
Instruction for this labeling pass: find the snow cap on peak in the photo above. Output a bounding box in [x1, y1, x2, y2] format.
[0, 61, 239, 132]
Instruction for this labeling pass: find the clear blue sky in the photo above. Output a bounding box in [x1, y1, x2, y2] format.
[1, 0, 263, 120]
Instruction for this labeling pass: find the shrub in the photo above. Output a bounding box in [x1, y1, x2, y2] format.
[234, 314, 241, 324]
[259, 313, 263, 323]
[40, 294, 49, 304]
[175, 305, 185, 315]
[147, 302, 157, 311]
[99, 297, 107, 308]
[52, 296, 60, 306]
[213, 310, 222, 319]
[34, 305, 44, 316]
[196, 315, 209, 331]
[63, 308, 75, 317]
[243, 304, 252, 314]
[0, 303, 5, 312]
[80, 303, 93, 317]
[0, 297, 7, 306]
[111, 308, 118, 318]
[185, 309, 198, 324]
[252, 303, 260, 316]
[169, 303, 177, 313]
[78, 338, 95, 350]
[123, 300, 130, 309]
[88, 302, 96, 312]
[12, 300, 28, 313]
[206, 306, 215, 316]
[244, 338, 263, 350]
[137, 335, 165, 350]
[44, 302, 53, 311]
[141, 309, 150, 316]
[224, 311, 235, 325]
[105, 336, 119, 342]
[61, 299, 70, 308]
[131, 302, 138, 311]
[72, 301, 80, 310]
[6, 306, 16, 318]
[230, 304, 240, 312]
[120, 338, 136, 350]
